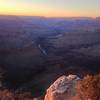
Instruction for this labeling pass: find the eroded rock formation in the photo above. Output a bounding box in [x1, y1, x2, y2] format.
[44, 75, 80, 100]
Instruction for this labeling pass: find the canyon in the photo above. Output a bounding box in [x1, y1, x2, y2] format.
[0, 16, 100, 99]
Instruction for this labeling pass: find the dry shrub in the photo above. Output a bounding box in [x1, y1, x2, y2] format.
[0, 89, 33, 100]
[0, 89, 14, 100]
[76, 74, 100, 100]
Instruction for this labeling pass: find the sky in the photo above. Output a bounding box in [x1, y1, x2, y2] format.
[0, 0, 100, 17]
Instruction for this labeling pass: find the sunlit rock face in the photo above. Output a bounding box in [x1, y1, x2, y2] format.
[44, 75, 80, 100]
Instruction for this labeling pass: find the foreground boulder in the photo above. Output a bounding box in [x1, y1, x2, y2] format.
[44, 75, 80, 100]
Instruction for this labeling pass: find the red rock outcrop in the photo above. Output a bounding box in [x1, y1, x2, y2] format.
[44, 75, 80, 100]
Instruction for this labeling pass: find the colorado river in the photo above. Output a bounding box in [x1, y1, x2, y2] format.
[38, 44, 48, 56]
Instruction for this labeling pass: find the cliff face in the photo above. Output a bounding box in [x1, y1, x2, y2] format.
[44, 75, 80, 100]
[44, 74, 100, 100]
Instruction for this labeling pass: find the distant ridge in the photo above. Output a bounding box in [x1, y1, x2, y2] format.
[0, 15, 100, 20]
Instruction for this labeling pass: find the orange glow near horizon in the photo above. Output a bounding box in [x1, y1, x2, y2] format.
[0, 0, 100, 17]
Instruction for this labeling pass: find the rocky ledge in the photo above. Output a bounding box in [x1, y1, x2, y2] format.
[45, 75, 80, 100]
[44, 74, 100, 100]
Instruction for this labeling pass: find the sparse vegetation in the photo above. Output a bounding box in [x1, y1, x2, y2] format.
[0, 89, 33, 100]
[76, 74, 100, 100]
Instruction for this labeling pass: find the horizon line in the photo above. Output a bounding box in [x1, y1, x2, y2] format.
[0, 14, 100, 19]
